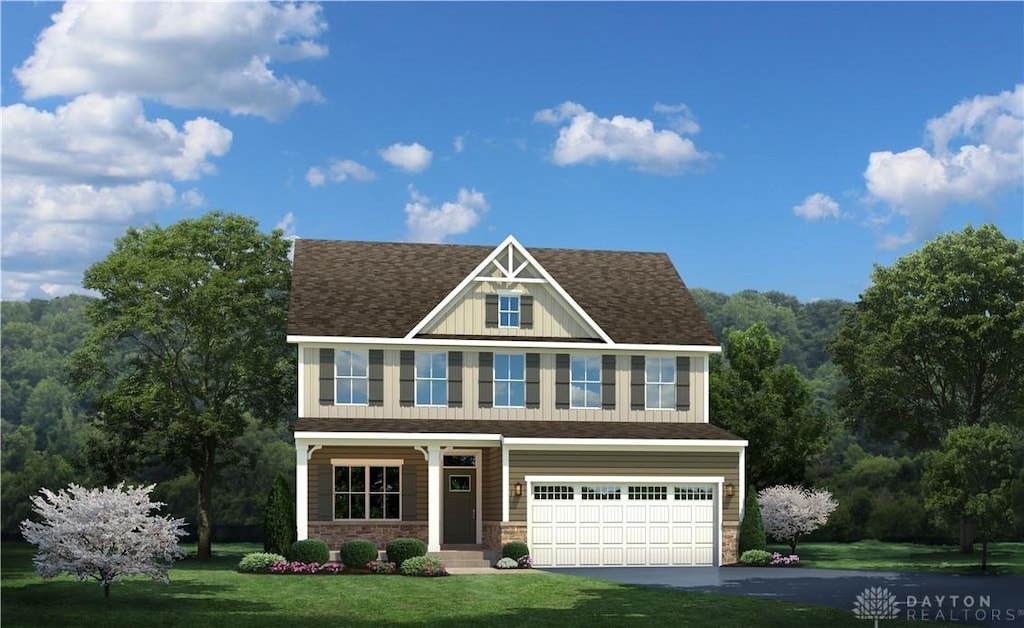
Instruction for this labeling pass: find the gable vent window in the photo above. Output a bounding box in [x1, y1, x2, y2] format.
[499, 294, 520, 328]
[415, 351, 447, 407]
[335, 350, 369, 405]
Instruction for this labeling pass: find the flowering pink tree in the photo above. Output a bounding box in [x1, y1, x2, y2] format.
[20, 483, 187, 598]
[757, 485, 838, 554]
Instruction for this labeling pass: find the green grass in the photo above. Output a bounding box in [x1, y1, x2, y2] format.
[2, 542, 937, 628]
[768, 540, 1024, 576]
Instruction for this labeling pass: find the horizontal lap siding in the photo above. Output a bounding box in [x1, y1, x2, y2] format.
[482, 447, 502, 521]
[303, 349, 706, 423]
[508, 450, 740, 524]
[307, 446, 427, 522]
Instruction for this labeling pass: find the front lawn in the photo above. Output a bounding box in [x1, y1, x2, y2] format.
[768, 540, 1024, 576]
[2, 543, 935, 628]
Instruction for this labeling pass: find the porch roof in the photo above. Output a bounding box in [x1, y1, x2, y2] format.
[293, 418, 741, 440]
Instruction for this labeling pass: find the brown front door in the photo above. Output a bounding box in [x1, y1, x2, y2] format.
[443, 467, 476, 544]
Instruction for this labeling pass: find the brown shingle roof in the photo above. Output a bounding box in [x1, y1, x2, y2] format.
[294, 418, 741, 440]
[288, 239, 716, 346]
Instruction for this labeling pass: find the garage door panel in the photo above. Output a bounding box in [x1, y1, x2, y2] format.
[649, 526, 670, 544]
[529, 482, 718, 568]
[579, 526, 600, 544]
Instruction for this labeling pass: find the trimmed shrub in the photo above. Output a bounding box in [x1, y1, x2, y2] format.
[739, 549, 771, 566]
[263, 474, 295, 556]
[495, 557, 518, 569]
[502, 541, 529, 560]
[401, 555, 448, 577]
[238, 552, 287, 573]
[738, 487, 766, 553]
[288, 539, 329, 565]
[339, 539, 379, 569]
[386, 538, 427, 567]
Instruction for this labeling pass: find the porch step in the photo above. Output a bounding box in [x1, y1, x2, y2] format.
[429, 549, 497, 569]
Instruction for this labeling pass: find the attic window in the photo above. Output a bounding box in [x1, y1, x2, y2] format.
[499, 294, 520, 328]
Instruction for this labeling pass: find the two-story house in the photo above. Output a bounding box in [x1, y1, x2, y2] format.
[287, 235, 747, 567]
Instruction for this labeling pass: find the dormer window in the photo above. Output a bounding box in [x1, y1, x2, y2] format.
[498, 293, 520, 328]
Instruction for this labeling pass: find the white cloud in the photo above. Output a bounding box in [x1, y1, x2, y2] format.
[305, 159, 375, 186]
[2, 94, 232, 185]
[1, 94, 230, 299]
[13, 2, 327, 120]
[653, 102, 701, 135]
[404, 186, 489, 243]
[454, 135, 465, 153]
[863, 84, 1023, 248]
[534, 101, 707, 174]
[305, 167, 326, 187]
[793, 193, 843, 221]
[380, 143, 433, 173]
[274, 211, 298, 262]
[1, 269, 91, 301]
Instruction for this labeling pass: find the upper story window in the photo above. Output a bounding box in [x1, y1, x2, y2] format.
[570, 355, 601, 409]
[335, 350, 368, 405]
[645, 356, 676, 410]
[415, 351, 447, 407]
[499, 294, 520, 328]
[494, 353, 525, 407]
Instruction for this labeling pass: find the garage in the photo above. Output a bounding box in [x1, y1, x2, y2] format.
[527, 478, 719, 567]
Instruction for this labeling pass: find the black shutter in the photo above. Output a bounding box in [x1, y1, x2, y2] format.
[485, 295, 499, 327]
[602, 354, 616, 410]
[555, 354, 570, 409]
[448, 352, 463, 408]
[399, 350, 415, 407]
[401, 464, 416, 520]
[526, 353, 540, 409]
[319, 348, 334, 405]
[520, 295, 534, 329]
[318, 462, 334, 520]
[676, 356, 691, 411]
[630, 355, 645, 410]
[368, 350, 384, 406]
[478, 352, 493, 408]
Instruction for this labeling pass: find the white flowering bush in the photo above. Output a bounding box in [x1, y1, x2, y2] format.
[757, 485, 837, 554]
[20, 483, 187, 598]
[495, 557, 519, 569]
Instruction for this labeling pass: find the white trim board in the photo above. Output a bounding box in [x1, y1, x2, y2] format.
[288, 335, 721, 354]
[525, 475, 724, 484]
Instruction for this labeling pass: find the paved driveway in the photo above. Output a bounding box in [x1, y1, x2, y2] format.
[545, 567, 1024, 627]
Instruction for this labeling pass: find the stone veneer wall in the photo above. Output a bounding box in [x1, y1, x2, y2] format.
[722, 523, 739, 565]
[482, 521, 502, 550]
[500, 521, 528, 545]
[307, 521, 428, 549]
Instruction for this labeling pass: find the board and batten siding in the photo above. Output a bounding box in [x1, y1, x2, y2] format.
[303, 348, 707, 423]
[506, 450, 741, 524]
[307, 446, 427, 523]
[422, 281, 599, 339]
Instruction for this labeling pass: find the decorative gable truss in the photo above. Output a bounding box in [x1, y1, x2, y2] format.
[406, 235, 614, 343]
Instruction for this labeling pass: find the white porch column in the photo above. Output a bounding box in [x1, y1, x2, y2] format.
[427, 444, 441, 551]
[295, 441, 309, 540]
[501, 445, 510, 522]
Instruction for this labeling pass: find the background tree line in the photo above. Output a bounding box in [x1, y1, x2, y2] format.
[2, 218, 1021, 551]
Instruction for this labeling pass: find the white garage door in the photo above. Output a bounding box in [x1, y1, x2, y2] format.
[528, 483, 717, 567]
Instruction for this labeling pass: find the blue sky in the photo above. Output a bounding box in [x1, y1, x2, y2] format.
[2, 2, 1022, 302]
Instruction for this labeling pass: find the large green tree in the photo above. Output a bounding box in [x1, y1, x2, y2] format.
[710, 323, 832, 488]
[830, 224, 1024, 449]
[71, 212, 293, 559]
[923, 424, 1018, 570]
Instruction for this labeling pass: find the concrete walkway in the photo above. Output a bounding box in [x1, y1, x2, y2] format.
[544, 567, 1024, 627]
